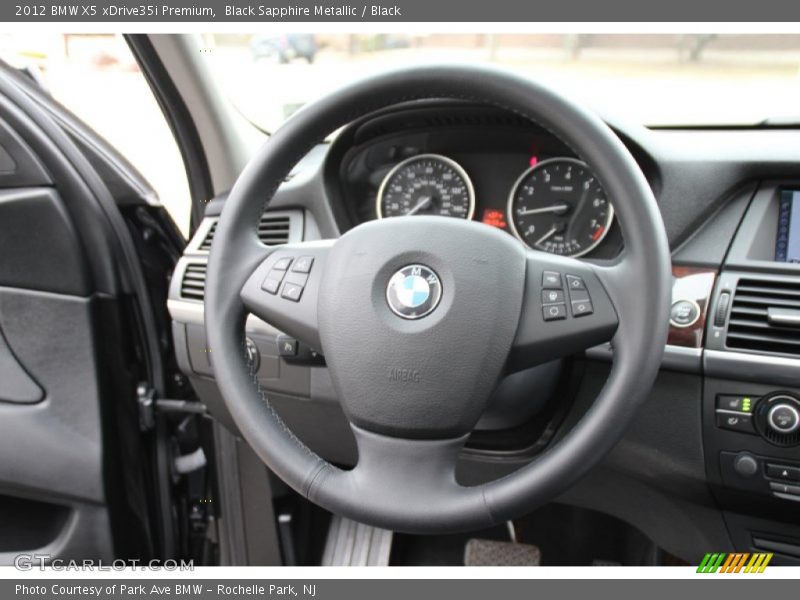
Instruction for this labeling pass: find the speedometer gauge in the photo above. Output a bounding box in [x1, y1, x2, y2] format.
[507, 157, 614, 257]
[376, 154, 475, 220]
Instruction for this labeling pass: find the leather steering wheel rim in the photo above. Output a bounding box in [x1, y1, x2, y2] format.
[205, 65, 671, 533]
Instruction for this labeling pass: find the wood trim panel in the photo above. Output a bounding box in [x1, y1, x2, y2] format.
[668, 266, 717, 348]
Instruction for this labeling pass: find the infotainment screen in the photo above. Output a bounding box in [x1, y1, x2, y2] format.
[775, 189, 800, 262]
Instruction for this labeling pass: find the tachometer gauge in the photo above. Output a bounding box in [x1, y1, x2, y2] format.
[507, 157, 613, 257]
[376, 154, 475, 220]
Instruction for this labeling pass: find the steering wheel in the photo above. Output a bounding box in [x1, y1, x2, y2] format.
[205, 65, 671, 533]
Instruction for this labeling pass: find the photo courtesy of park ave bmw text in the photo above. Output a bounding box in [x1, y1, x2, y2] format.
[1, 0, 800, 596]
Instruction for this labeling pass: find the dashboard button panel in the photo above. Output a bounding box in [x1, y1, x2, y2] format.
[542, 271, 562, 289]
[540, 271, 594, 322]
[277, 336, 298, 357]
[670, 299, 700, 328]
[292, 256, 314, 274]
[768, 403, 800, 434]
[720, 452, 800, 503]
[261, 277, 281, 294]
[567, 284, 593, 317]
[273, 257, 293, 271]
[260, 254, 316, 302]
[716, 410, 755, 434]
[542, 289, 565, 304]
[769, 482, 800, 495]
[571, 300, 594, 317]
[565, 274, 585, 291]
[716, 394, 754, 412]
[281, 282, 304, 302]
[766, 463, 800, 482]
[542, 303, 567, 321]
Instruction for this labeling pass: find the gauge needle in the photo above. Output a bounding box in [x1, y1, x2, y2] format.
[405, 196, 432, 216]
[517, 204, 569, 216]
[565, 188, 591, 239]
[535, 226, 558, 247]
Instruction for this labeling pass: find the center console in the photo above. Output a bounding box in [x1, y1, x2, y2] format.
[702, 181, 800, 562]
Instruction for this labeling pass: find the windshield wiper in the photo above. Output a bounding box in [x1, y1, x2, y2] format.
[758, 115, 800, 127]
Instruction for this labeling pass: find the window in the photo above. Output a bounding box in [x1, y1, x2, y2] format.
[200, 33, 800, 131]
[0, 33, 192, 236]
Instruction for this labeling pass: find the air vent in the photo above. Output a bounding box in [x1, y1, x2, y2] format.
[257, 214, 291, 246]
[726, 279, 800, 356]
[198, 214, 292, 252]
[198, 222, 217, 251]
[180, 263, 207, 301]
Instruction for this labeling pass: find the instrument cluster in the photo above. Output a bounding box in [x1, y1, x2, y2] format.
[337, 115, 623, 258]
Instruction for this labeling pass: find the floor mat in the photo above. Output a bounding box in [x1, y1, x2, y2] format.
[464, 539, 541, 566]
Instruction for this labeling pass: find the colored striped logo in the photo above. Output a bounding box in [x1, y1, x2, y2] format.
[697, 552, 773, 573]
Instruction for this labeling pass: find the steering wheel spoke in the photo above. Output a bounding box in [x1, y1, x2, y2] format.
[240, 240, 332, 351]
[311, 426, 492, 532]
[509, 249, 620, 370]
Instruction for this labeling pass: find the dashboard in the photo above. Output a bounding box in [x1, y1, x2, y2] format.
[333, 104, 624, 259]
[169, 100, 800, 564]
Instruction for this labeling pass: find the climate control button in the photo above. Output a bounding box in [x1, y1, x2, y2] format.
[753, 393, 800, 446]
[768, 403, 800, 434]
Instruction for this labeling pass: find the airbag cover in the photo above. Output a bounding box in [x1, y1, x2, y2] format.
[317, 216, 526, 438]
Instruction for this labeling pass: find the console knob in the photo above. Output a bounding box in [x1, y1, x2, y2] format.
[767, 402, 800, 434]
[733, 453, 759, 478]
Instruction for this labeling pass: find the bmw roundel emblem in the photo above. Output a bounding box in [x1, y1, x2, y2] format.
[386, 265, 442, 320]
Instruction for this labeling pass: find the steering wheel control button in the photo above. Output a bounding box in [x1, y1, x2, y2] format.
[292, 256, 314, 273]
[284, 271, 309, 287]
[543, 303, 567, 321]
[262, 264, 290, 294]
[542, 271, 562, 289]
[261, 277, 281, 294]
[277, 336, 298, 357]
[542, 289, 565, 304]
[768, 404, 800, 434]
[244, 337, 260, 371]
[670, 299, 700, 328]
[766, 464, 800, 482]
[716, 409, 755, 434]
[733, 453, 759, 478]
[385, 264, 442, 320]
[565, 278, 593, 317]
[565, 274, 586, 291]
[571, 300, 594, 317]
[272, 256, 293, 271]
[281, 282, 304, 302]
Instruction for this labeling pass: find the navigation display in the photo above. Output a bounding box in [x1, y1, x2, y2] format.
[775, 189, 800, 263]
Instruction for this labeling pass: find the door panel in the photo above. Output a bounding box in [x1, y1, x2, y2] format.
[0, 76, 130, 563]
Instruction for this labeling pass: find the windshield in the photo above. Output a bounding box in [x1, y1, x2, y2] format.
[200, 33, 800, 131]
